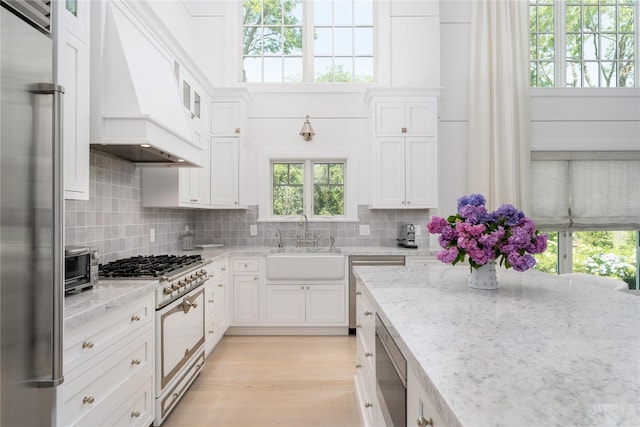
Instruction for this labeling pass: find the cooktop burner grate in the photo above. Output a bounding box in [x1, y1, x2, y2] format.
[99, 254, 203, 278]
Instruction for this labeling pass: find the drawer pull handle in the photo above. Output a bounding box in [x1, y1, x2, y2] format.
[355, 290, 362, 295]
[83, 396, 95, 404]
[218, 284, 224, 287]
[364, 311, 372, 316]
[209, 299, 214, 303]
[131, 359, 141, 365]
[355, 363, 362, 369]
[82, 341, 94, 349]
[131, 315, 140, 322]
[209, 330, 214, 334]
[417, 416, 434, 427]
[221, 267, 226, 271]
[365, 352, 373, 357]
[364, 402, 373, 408]
[244, 263, 248, 268]
[131, 411, 141, 418]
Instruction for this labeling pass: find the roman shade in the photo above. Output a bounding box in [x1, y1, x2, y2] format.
[531, 157, 640, 230]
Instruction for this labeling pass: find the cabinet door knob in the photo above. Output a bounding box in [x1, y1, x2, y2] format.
[235, 128, 241, 134]
[209, 299, 214, 303]
[364, 402, 373, 408]
[131, 358, 141, 365]
[355, 290, 362, 295]
[401, 127, 407, 133]
[365, 352, 373, 357]
[218, 284, 224, 287]
[131, 411, 141, 418]
[364, 311, 372, 316]
[131, 315, 140, 322]
[417, 416, 434, 427]
[82, 341, 94, 349]
[82, 396, 95, 404]
[355, 363, 362, 369]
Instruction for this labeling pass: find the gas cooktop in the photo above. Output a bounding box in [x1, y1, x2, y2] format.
[98, 254, 203, 279]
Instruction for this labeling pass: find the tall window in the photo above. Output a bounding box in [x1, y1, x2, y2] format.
[242, 0, 374, 83]
[272, 160, 345, 217]
[530, 0, 637, 87]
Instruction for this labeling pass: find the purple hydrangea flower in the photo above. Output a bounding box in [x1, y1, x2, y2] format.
[457, 194, 486, 211]
[437, 246, 459, 263]
[427, 216, 448, 234]
[495, 204, 525, 227]
[426, 194, 546, 272]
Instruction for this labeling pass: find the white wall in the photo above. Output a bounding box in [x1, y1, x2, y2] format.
[152, 0, 640, 221]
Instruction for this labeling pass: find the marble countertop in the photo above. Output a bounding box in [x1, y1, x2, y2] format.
[64, 279, 157, 330]
[64, 246, 434, 326]
[353, 264, 640, 427]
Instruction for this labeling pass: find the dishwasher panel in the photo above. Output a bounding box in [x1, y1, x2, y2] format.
[349, 255, 405, 331]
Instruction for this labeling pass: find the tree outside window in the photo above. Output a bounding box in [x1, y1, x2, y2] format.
[272, 160, 345, 217]
[242, 0, 374, 83]
[530, 0, 636, 87]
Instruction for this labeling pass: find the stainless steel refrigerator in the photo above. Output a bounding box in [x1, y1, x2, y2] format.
[1, 1, 64, 425]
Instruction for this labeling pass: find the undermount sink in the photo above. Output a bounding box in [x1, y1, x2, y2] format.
[266, 251, 346, 280]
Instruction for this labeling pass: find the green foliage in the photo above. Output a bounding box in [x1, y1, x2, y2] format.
[573, 231, 636, 287]
[314, 64, 374, 83]
[272, 163, 304, 216]
[536, 231, 638, 288]
[530, 1, 635, 87]
[243, 0, 303, 56]
[313, 163, 344, 215]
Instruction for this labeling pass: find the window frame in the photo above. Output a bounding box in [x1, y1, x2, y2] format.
[530, 0, 640, 88]
[258, 148, 359, 222]
[271, 159, 346, 218]
[238, 0, 384, 85]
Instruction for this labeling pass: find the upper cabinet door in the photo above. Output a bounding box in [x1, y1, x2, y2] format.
[54, 0, 90, 200]
[211, 103, 242, 136]
[374, 100, 437, 135]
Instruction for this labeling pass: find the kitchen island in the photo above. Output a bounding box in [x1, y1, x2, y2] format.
[354, 264, 640, 427]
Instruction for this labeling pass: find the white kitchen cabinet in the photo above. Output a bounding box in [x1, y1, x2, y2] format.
[211, 102, 242, 136]
[141, 137, 211, 208]
[264, 284, 345, 325]
[58, 294, 155, 427]
[232, 258, 260, 325]
[204, 258, 229, 356]
[407, 365, 446, 427]
[354, 279, 382, 427]
[375, 101, 437, 136]
[372, 136, 438, 208]
[53, 0, 90, 200]
[210, 137, 241, 208]
[369, 93, 439, 209]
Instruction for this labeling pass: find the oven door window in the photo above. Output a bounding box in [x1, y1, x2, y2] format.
[65, 254, 89, 285]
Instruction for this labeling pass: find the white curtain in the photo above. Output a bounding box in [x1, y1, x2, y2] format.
[467, 0, 531, 213]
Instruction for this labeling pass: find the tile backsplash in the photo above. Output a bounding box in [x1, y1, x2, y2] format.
[65, 152, 196, 263]
[66, 152, 431, 264]
[193, 205, 430, 249]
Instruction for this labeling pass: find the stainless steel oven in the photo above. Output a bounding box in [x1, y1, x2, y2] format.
[376, 313, 407, 427]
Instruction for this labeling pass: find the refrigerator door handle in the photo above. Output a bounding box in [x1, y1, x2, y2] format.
[30, 83, 65, 387]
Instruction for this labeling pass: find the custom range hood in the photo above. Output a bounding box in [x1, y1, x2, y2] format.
[90, 2, 203, 167]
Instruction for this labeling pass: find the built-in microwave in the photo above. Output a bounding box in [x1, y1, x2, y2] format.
[64, 246, 99, 294]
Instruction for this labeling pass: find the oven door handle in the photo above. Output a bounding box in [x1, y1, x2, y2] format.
[181, 295, 200, 313]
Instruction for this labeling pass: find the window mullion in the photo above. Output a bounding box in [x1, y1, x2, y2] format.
[555, 0, 566, 87]
[305, 160, 313, 217]
[303, 1, 314, 82]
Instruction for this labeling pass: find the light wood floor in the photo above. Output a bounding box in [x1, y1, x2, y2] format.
[162, 335, 361, 427]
